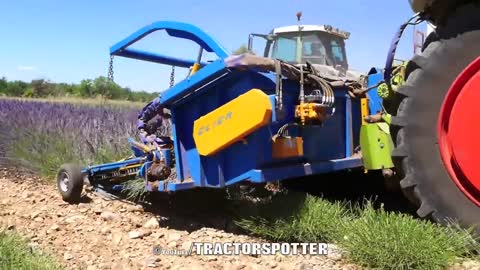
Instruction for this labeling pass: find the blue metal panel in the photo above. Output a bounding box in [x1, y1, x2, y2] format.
[162, 149, 172, 167]
[112, 185, 124, 192]
[167, 67, 358, 190]
[251, 157, 363, 183]
[345, 94, 353, 157]
[169, 109, 183, 181]
[160, 60, 229, 106]
[166, 181, 195, 191]
[303, 90, 348, 161]
[351, 99, 362, 150]
[366, 67, 384, 115]
[171, 71, 284, 186]
[268, 95, 278, 122]
[110, 21, 228, 64]
[161, 157, 362, 191]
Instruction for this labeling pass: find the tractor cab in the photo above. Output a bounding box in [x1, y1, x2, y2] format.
[248, 24, 351, 70]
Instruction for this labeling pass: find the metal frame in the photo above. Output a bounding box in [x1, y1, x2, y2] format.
[109, 21, 234, 107]
[79, 20, 388, 194]
[110, 21, 229, 68]
[82, 157, 145, 175]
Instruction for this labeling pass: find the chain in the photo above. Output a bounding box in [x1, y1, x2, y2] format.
[108, 55, 114, 82]
[169, 66, 175, 88]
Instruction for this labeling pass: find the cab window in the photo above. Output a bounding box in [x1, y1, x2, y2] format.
[272, 36, 296, 62]
[331, 40, 345, 65]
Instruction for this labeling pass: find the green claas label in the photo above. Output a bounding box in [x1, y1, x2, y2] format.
[197, 112, 233, 136]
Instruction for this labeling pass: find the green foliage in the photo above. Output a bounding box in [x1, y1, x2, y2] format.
[3, 80, 29, 97]
[232, 44, 255, 55]
[0, 77, 7, 94]
[236, 196, 480, 270]
[235, 195, 351, 242]
[0, 229, 64, 270]
[338, 202, 479, 270]
[122, 178, 148, 202]
[10, 132, 130, 178]
[11, 133, 78, 177]
[0, 76, 158, 103]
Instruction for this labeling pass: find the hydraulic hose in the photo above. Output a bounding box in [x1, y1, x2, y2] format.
[384, 13, 423, 87]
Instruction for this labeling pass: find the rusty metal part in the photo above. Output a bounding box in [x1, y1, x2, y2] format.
[148, 180, 160, 191]
[383, 168, 400, 192]
[347, 81, 384, 99]
[364, 112, 383, 123]
[161, 108, 172, 119]
[147, 162, 171, 182]
[382, 168, 394, 178]
[264, 181, 284, 194]
[348, 88, 366, 98]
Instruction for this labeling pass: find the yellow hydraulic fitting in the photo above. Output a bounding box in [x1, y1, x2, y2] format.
[295, 103, 327, 124]
[190, 47, 204, 76]
[190, 63, 201, 75]
[360, 98, 369, 126]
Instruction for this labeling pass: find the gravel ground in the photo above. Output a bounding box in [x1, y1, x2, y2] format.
[1, 167, 479, 270]
[0, 168, 360, 270]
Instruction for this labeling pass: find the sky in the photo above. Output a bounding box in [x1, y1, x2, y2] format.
[0, 0, 425, 93]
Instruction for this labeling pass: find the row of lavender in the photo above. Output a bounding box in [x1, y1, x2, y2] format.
[0, 99, 144, 176]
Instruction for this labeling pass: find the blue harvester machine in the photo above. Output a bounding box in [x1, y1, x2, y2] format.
[57, 18, 394, 203]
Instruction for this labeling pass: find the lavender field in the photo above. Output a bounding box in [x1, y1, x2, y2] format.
[0, 98, 144, 176]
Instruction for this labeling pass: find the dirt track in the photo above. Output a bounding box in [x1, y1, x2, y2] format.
[0, 168, 359, 270]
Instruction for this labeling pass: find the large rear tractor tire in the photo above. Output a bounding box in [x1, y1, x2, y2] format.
[391, 3, 480, 231]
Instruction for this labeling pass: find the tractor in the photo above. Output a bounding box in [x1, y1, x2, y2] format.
[56, 0, 480, 232]
[382, 0, 480, 232]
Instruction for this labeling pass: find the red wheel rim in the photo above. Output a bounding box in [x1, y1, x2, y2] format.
[438, 57, 480, 206]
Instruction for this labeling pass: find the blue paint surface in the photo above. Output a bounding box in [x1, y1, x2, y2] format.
[366, 67, 385, 115]
[167, 69, 362, 190]
[101, 20, 371, 192]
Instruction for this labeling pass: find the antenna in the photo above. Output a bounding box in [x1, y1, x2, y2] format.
[295, 11, 304, 63]
[296, 11, 305, 106]
[296, 11, 303, 38]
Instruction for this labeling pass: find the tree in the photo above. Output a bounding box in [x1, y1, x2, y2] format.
[232, 44, 255, 55]
[5, 81, 28, 96]
[92, 76, 124, 99]
[30, 79, 53, 97]
[0, 77, 7, 95]
[0, 76, 160, 102]
[77, 79, 94, 97]
[56, 83, 75, 96]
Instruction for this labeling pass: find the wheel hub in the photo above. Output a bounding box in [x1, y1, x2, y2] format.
[59, 172, 70, 192]
[438, 57, 480, 206]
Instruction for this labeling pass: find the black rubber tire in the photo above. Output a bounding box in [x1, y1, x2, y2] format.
[57, 164, 84, 203]
[391, 3, 480, 231]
